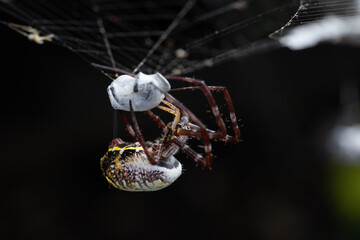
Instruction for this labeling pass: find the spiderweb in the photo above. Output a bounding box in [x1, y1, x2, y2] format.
[273, 0, 360, 35]
[272, 0, 360, 48]
[0, 0, 359, 79]
[0, 0, 298, 79]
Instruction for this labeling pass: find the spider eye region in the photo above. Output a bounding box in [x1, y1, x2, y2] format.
[107, 72, 171, 111]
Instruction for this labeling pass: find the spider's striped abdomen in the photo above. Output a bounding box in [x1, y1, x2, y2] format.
[100, 143, 182, 191]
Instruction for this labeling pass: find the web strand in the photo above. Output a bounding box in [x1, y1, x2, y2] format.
[132, 0, 196, 74]
[1, 0, 359, 77]
[93, 3, 116, 70]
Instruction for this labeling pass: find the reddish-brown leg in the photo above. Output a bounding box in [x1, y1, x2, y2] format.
[166, 76, 227, 138]
[165, 93, 212, 166]
[178, 124, 237, 143]
[170, 86, 240, 142]
[171, 137, 211, 167]
[129, 100, 158, 165]
[146, 110, 166, 130]
[119, 111, 137, 142]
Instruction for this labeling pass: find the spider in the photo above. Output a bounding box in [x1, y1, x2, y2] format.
[101, 71, 240, 191]
[105, 71, 241, 168]
[101, 99, 237, 191]
[8, 23, 54, 44]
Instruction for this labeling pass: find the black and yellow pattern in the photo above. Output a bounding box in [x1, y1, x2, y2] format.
[100, 140, 182, 192]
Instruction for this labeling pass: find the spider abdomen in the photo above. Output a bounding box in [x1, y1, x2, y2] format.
[100, 145, 182, 191]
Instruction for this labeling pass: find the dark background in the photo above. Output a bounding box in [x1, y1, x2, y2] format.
[1, 23, 360, 240]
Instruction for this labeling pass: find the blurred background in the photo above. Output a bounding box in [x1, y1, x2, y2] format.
[1, 1, 360, 239]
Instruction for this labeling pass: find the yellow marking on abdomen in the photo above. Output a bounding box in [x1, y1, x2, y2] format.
[108, 146, 144, 152]
[105, 176, 120, 189]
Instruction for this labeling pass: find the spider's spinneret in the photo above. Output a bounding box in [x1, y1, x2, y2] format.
[100, 139, 182, 192]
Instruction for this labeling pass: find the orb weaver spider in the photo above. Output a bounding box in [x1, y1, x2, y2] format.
[106, 71, 240, 165]
[100, 71, 240, 191]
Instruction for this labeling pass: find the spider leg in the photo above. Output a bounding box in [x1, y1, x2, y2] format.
[171, 136, 210, 167]
[119, 110, 137, 141]
[170, 86, 240, 142]
[147, 100, 181, 131]
[145, 110, 166, 130]
[157, 100, 181, 130]
[166, 76, 227, 138]
[160, 99, 220, 140]
[165, 93, 212, 165]
[178, 123, 237, 143]
[129, 100, 157, 165]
